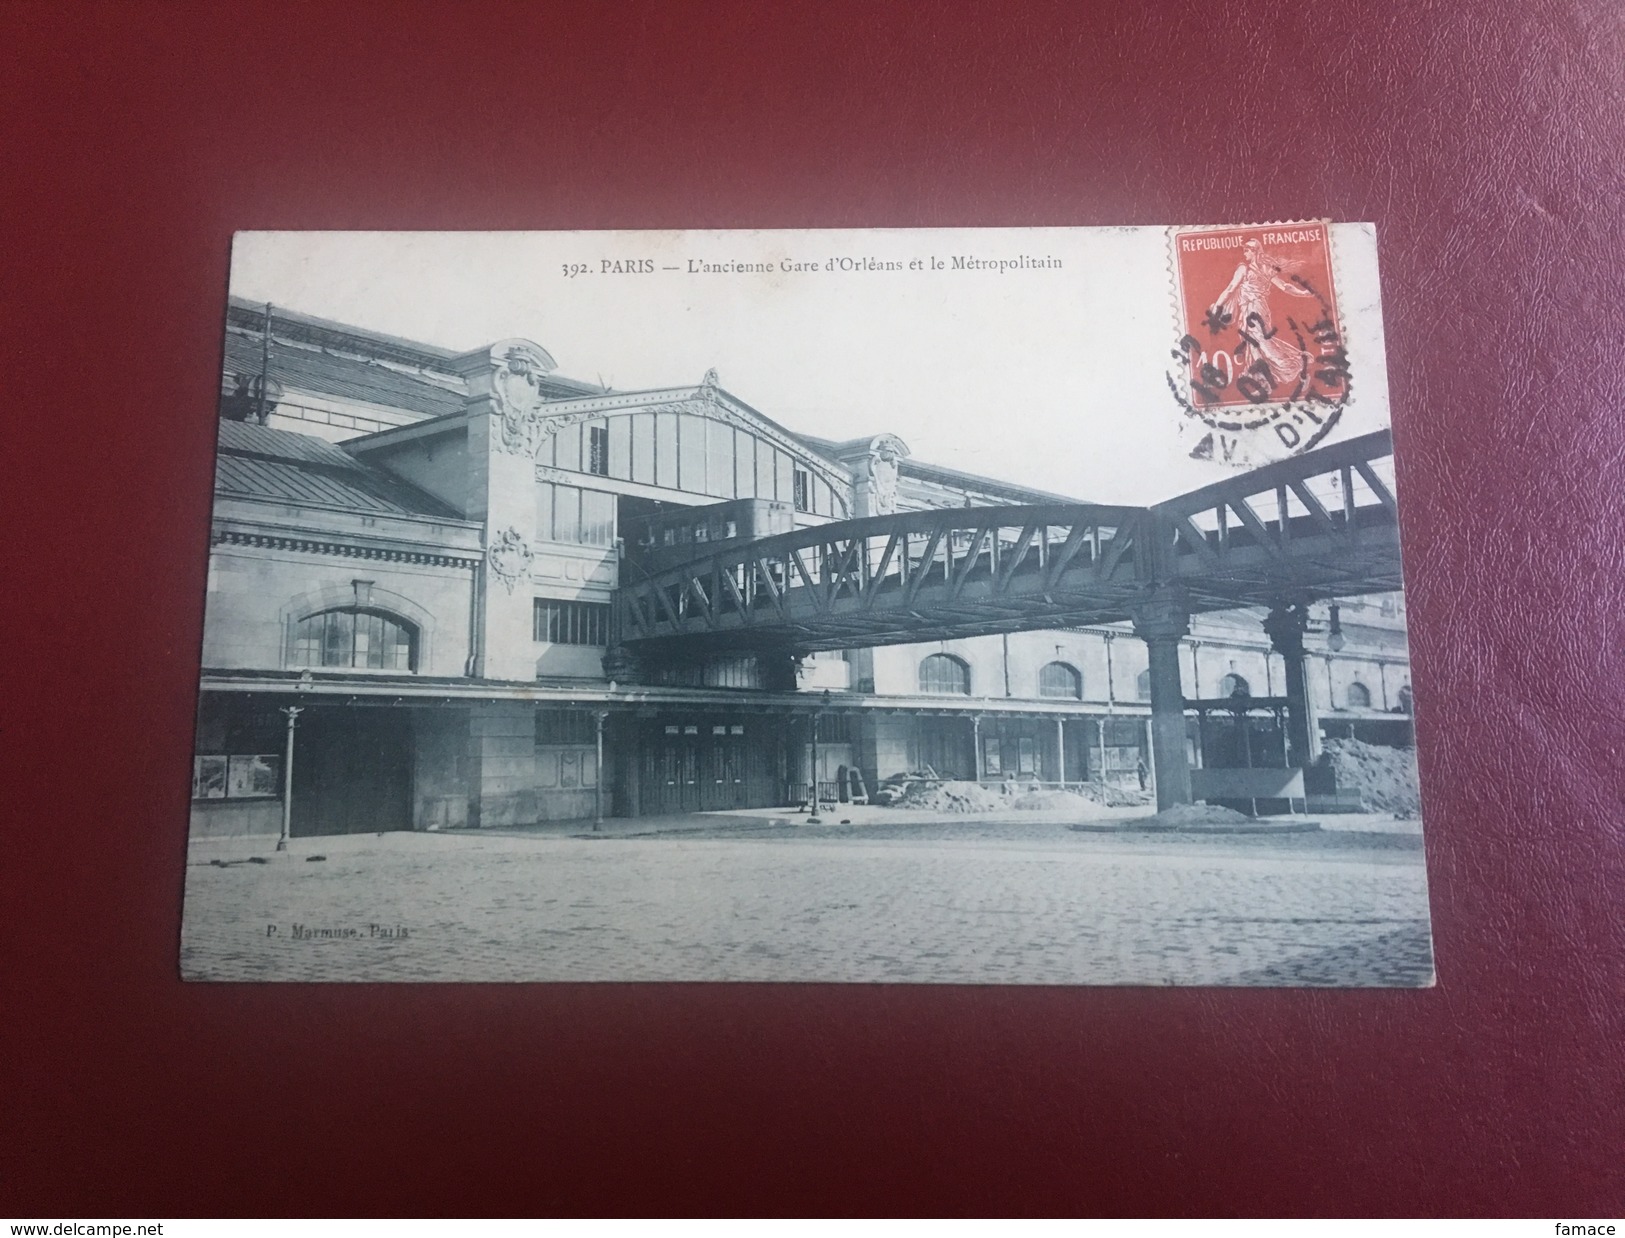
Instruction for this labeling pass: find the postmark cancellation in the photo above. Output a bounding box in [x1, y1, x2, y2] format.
[1167, 221, 1351, 467]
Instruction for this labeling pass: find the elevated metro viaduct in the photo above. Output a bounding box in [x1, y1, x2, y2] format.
[615, 429, 1403, 811]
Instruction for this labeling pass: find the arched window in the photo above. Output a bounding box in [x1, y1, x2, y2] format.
[1346, 681, 1372, 709]
[291, 607, 417, 671]
[1219, 673, 1251, 698]
[1396, 684, 1414, 714]
[919, 653, 970, 696]
[1038, 661, 1083, 700]
[1136, 668, 1152, 701]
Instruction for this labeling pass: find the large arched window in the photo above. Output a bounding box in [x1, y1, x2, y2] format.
[1219, 673, 1251, 698]
[292, 607, 417, 671]
[1346, 681, 1372, 709]
[919, 653, 971, 696]
[1038, 661, 1083, 700]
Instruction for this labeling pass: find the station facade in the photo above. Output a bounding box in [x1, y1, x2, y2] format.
[192, 299, 1413, 838]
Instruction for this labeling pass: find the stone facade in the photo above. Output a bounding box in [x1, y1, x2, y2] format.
[193, 302, 1414, 837]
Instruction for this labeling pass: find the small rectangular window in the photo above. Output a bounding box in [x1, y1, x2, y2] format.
[607, 418, 630, 479]
[580, 489, 615, 546]
[533, 599, 611, 646]
[679, 414, 707, 493]
[588, 424, 609, 476]
[707, 420, 734, 499]
[536, 710, 595, 745]
[755, 437, 773, 499]
[536, 483, 554, 542]
[735, 429, 754, 498]
[632, 413, 655, 485]
[655, 413, 678, 488]
[556, 485, 582, 544]
[555, 422, 583, 472]
[793, 468, 811, 513]
[775, 451, 793, 505]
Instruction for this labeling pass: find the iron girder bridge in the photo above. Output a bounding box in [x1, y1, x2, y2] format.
[616, 429, 1402, 656]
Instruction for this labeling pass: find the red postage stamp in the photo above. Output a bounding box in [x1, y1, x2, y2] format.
[1168, 220, 1348, 463]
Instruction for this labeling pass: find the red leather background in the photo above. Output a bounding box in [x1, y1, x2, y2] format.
[5, 0, 1622, 1217]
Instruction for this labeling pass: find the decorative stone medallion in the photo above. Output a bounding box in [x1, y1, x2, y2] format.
[487, 527, 534, 593]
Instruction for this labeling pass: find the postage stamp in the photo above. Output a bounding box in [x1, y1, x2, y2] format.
[1167, 220, 1350, 466]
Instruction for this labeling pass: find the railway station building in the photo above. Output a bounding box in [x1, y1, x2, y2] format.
[191, 299, 1413, 838]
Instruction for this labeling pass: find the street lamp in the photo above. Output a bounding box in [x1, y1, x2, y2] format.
[806, 688, 831, 824]
[593, 709, 608, 831]
[1327, 603, 1346, 652]
[275, 704, 303, 852]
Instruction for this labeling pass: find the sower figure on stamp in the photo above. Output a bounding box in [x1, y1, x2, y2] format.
[1210, 238, 1316, 390]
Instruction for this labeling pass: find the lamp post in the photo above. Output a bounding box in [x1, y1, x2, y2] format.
[1327, 603, 1346, 652]
[593, 709, 608, 831]
[807, 688, 831, 824]
[276, 704, 303, 852]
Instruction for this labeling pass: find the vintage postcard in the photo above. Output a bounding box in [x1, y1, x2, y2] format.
[181, 226, 1432, 984]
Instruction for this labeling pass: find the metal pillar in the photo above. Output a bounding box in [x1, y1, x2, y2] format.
[1055, 717, 1066, 786]
[276, 705, 303, 852]
[1263, 604, 1320, 768]
[1132, 593, 1192, 811]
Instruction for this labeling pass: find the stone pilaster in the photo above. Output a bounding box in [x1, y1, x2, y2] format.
[452, 340, 559, 683]
[467, 700, 537, 829]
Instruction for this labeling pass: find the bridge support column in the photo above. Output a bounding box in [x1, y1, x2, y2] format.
[1262, 604, 1320, 769]
[1132, 592, 1192, 812]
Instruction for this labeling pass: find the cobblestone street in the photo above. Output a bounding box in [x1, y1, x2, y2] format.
[180, 816, 1434, 986]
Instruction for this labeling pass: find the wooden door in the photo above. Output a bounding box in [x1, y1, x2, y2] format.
[290, 706, 412, 836]
[643, 724, 702, 815]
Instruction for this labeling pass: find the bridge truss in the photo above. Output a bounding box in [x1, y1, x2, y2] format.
[617, 429, 1402, 656]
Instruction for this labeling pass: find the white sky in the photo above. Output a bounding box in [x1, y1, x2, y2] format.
[230, 226, 1391, 504]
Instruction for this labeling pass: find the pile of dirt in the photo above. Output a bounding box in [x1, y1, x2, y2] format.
[1322, 738, 1422, 818]
[1008, 788, 1090, 811]
[896, 780, 1007, 813]
[1009, 787, 1129, 820]
[1140, 802, 1253, 829]
[1103, 785, 1155, 808]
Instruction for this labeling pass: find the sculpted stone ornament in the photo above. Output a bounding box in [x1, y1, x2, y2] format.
[867, 434, 907, 515]
[601, 643, 641, 684]
[489, 342, 560, 457]
[487, 527, 534, 593]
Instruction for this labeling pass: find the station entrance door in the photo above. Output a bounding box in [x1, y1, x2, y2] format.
[638, 717, 778, 815]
